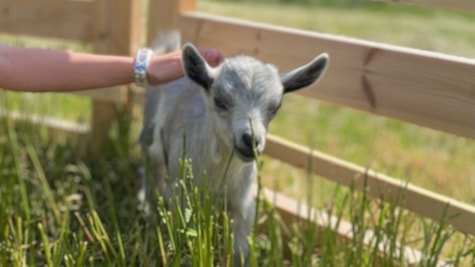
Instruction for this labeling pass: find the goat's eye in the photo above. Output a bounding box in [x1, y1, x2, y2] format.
[214, 98, 228, 110]
[269, 102, 282, 117]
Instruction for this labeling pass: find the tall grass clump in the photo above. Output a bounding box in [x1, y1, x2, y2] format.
[1, 107, 474, 266]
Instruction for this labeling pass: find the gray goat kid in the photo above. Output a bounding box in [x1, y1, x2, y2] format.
[139, 43, 329, 265]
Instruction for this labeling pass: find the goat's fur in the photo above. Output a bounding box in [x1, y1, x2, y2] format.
[139, 43, 329, 265]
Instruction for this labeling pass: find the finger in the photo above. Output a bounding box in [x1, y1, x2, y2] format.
[197, 48, 224, 66]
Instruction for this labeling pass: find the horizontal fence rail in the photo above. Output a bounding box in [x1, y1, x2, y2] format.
[257, 186, 443, 267]
[377, 0, 475, 13]
[264, 134, 475, 236]
[0, 0, 136, 105]
[0, 0, 94, 41]
[179, 12, 475, 140]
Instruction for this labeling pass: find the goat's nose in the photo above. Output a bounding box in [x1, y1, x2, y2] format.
[242, 133, 260, 150]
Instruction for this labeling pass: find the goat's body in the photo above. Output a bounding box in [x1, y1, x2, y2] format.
[140, 43, 329, 266]
[143, 78, 256, 192]
[141, 77, 256, 258]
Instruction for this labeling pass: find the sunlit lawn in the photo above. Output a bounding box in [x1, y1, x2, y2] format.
[1, 1, 475, 264]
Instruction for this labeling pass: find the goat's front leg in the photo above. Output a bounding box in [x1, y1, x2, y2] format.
[138, 140, 169, 214]
[230, 188, 255, 267]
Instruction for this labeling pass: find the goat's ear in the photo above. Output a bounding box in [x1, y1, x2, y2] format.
[280, 53, 329, 94]
[182, 43, 215, 91]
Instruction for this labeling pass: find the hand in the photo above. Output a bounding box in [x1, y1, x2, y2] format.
[147, 48, 224, 85]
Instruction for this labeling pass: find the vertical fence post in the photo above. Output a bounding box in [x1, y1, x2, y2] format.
[128, 0, 196, 109]
[146, 0, 196, 46]
[90, 0, 142, 148]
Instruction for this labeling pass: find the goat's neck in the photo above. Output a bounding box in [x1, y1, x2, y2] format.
[197, 118, 255, 195]
[205, 118, 244, 171]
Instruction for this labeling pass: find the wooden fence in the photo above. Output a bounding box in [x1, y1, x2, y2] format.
[1, 0, 474, 264]
[145, 0, 475, 237]
[1, 0, 142, 145]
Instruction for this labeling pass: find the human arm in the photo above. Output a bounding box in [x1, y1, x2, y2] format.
[0, 44, 223, 92]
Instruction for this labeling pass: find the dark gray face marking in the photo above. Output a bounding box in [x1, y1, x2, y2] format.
[266, 98, 282, 120]
[212, 84, 236, 114]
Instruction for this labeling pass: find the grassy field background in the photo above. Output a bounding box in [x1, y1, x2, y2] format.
[1, 0, 475, 265]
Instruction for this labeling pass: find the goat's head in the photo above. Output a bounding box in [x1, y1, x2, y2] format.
[182, 43, 329, 162]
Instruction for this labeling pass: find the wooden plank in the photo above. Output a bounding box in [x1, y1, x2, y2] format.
[179, 13, 475, 140]
[0, 110, 89, 143]
[90, 0, 143, 146]
[69, 88, 128, 103]
[180, 0, 196, 12]
[68, 0, 144, 104]
[147, 0, 179, 44]
[376, 0, 475, 13]
[258, 186, 437, 266]
[264, 134, 475, 236]
[0, 0, 94, 41]
[93, 0, 142, 57]
[147, 0, 196, 45]
[0, 110, 89, 134]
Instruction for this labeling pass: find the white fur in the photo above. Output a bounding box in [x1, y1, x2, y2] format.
[139, 43, 329, 266]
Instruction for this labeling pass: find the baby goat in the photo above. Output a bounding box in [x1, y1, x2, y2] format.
[140, 43, 329, 265]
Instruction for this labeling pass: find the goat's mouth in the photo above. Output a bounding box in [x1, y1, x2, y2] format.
[234, 146, 259, 162]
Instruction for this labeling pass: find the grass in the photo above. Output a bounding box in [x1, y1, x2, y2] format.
[1, 111, 474, 266]
[1, 0, 475, 265]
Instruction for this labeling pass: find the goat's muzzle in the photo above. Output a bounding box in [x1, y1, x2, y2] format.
[234, 145, 258, 162]
[234, 133, 262, 162]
